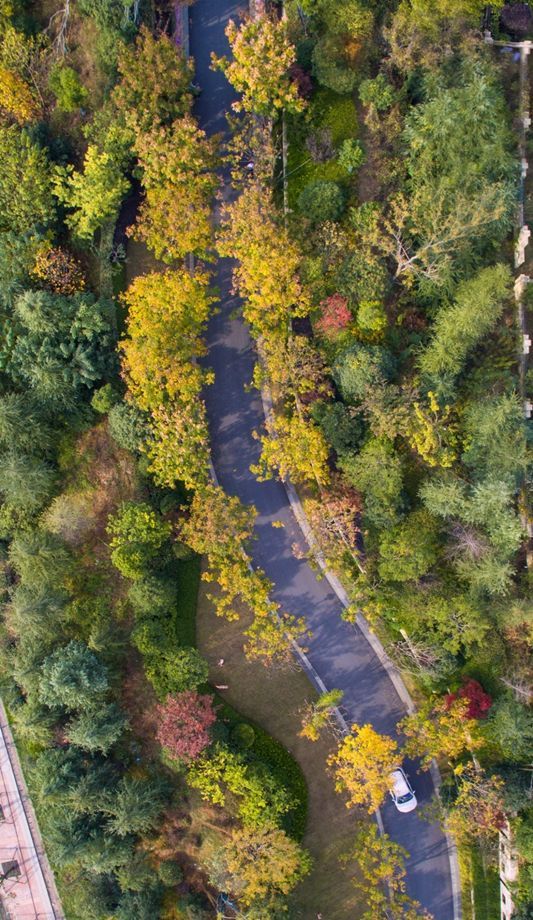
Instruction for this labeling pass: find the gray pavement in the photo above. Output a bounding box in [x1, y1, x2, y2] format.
[189, 3, 458, 916]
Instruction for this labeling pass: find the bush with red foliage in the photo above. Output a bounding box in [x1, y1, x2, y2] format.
[290, 63, 313, 99]
[445, 679, 493, 720]
[156, 690, 216, 762]
[316, 294, 352, 338]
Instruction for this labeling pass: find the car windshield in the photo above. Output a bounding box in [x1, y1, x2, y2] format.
[396, 792, 413, 804]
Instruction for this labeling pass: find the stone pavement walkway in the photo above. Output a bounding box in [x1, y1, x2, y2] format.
[0, 701, 62, 920]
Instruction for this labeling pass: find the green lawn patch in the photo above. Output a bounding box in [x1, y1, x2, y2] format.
[287, 88, 358, 205]
[173, 555, 201, 648]
[459, 843, 501, 920]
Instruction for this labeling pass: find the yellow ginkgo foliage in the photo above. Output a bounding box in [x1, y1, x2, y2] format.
[328, 723, 399, 813]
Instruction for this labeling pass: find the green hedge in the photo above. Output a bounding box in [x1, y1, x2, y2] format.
[216, 697, 308, 841]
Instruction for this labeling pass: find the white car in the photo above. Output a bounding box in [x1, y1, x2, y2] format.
[389, 768, 417, 813]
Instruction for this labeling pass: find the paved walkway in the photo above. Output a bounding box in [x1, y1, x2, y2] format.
[0, 701, 62, 920]
[189, 2, 459, 917]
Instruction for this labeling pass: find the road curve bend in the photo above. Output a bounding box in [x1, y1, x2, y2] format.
[189, 3, 459, 917]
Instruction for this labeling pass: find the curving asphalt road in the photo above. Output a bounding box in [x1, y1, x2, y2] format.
[189, 3, 458, 917]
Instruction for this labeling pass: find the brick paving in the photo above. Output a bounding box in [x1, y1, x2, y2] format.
[0, 701, 63, 920]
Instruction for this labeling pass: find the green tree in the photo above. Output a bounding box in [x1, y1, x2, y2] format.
[7, 582, 68, 643]
[48, 65, 88, 112]
[488, 695, 533, 761]
[378, 510, 440, 582]
[394, 0, 490, 39]
[39, 640, 108, 711]
[107, 501, 172, 581]
[128, 575, 177, 616]
[378, 584, 489, 656]
[333, 343, 393, 404]
[0, 450, 56, 513]
[421, 474, 522, 595]
[359, 74, 395, 112]
[462, 392, 528, 487]
[10, 696, 56, 746]
[188, 744, 294, 829]
[8, 530, 72, 588]
[54, 145, 130, 241]
[104, 774, 169, 836]
[11, 289, 114, 405]
[30, 746, 114, 811]
[144, 647, 209, 698]
[297, 180, 345, 224]
[45, 810, 134, 871]
[0, 393, 52, 454]
[341, 437, 403, 529]
[0, 125, 55, 235]
[115, 885, 164, 920]
[390, 62, 516, 284]
[419, 265, 512, 390]
[311, 0, 373, 95]
[108, 401, 149, 452]
[67, 702, 127, 754]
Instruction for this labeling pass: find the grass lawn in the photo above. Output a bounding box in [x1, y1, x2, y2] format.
[286, 88, 358, 206]
[196, 574, 366, 919]
[459, 844, 501, 920]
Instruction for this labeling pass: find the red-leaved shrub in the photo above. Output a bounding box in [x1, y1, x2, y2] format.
[156, 690, 216, 761]
[316, 294, 352, 338]
[445, 679, 493, 720]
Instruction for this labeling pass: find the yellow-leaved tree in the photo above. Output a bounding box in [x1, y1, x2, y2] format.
[131, 116, 218, 262]
[120, 269, 215, 491]
[217, 183, 309, 339]
[252, 411, 330, 486]
[221, 824, 312, 908]
[0, 66, 40, 123]
[212, 14, 305, 116]
[178, 483, 272, 622]
[398, 696, 485, 768]
[329, 723, 399, 813]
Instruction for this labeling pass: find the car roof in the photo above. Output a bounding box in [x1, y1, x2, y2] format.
[390, 769, 410, 797]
